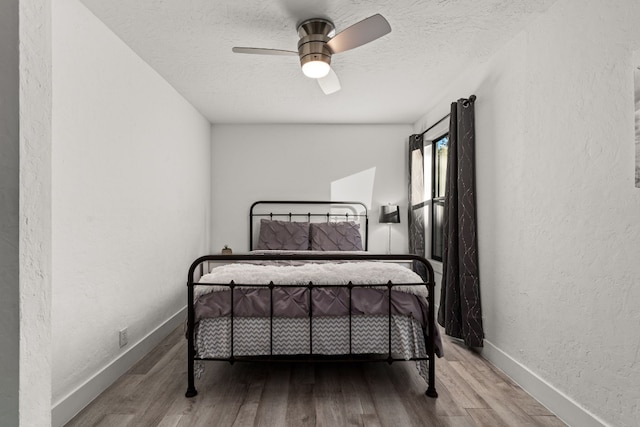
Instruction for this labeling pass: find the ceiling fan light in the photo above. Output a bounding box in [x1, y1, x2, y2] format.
[301, 60, 331, 79]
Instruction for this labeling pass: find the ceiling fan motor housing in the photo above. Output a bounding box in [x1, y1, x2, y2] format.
[297, 18, 335, 69]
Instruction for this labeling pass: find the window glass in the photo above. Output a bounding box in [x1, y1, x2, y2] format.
[410, 148, 424, 205]
[431, 134, 448, 261]
[424, 146, 432, 202]
[434, 136, 448, 198]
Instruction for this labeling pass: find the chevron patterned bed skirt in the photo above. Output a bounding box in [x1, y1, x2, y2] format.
[195, 314, 429, 382]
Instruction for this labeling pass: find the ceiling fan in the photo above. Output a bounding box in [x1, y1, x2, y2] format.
[232, 14, 391, 95]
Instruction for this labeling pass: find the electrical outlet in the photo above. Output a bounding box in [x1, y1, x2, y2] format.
[119, 328, 128, 348]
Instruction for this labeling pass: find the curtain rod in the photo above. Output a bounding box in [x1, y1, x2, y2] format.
[419, 113, 450, 137]
[419, 94, 476, 137]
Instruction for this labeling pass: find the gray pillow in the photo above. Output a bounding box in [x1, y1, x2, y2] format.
[310, 222, 363, 251]
[256, 219, 310, 250]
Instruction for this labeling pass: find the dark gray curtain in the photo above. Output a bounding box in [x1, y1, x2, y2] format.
[408, 134, 426, 258]
[437, 96, 484, 348]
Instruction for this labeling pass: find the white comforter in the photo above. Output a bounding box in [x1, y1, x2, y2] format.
[196, 261, 428, 299]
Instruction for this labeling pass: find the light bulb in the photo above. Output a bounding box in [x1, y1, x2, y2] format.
[301, 60, 330, 79]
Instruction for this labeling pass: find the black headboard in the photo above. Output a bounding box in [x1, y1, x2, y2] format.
[249, 200, 369, 251]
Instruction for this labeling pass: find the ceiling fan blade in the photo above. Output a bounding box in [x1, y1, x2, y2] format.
[326, 14, 391, 54]
[317, 68, 341, 95]
[232, 47, 298, 56]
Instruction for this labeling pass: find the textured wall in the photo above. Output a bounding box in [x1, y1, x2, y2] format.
[51, 0, 210, 407]
[0, 0, 20, 425]
[414, 0, 640, 425]
[19, 0, 53, 425]
[210, 124, 412, 254]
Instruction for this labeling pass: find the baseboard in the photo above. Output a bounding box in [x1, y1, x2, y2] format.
[481, 339, 609, 427]
[51, 307, 187, 427]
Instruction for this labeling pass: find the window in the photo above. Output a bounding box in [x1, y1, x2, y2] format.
[408, 132, 448, 261]
[431, 134, 448, 261]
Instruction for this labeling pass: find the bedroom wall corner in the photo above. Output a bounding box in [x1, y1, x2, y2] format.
[51, 0, 211, 424]
[18, 0, 55, 425]
[209, 124, 412, 254]
[413, 0, 640, 426]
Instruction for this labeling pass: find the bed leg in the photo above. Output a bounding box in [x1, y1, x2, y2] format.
[424, 344, 438, 398]
[186, 280, 198, 398]
[426, 342, 437, 398]
[425, 274, 438, 399]
[186, 348, 198, 397]
[425, 353, 438, 398]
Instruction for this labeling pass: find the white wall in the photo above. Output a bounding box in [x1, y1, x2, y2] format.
[210, 124, 412, 254]
[51, 0, 211, 422]
[20, 0, 54, 425]
[0, 0, 20, 424]
[414, 1, 640, 426]
[2, 1, 54, 424]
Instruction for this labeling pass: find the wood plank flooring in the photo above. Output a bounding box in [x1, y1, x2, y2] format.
[66, 327, 566, 427]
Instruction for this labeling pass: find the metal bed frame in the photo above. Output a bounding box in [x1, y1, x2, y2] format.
[185, 201, 438, 399]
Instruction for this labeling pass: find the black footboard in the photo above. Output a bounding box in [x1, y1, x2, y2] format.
[185, 253, 438, 399]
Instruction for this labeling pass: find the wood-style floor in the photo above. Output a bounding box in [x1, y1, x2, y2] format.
[66, 326, 566, 427]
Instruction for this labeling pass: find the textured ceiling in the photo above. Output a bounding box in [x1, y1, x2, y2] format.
[79, 0, 557, 124]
